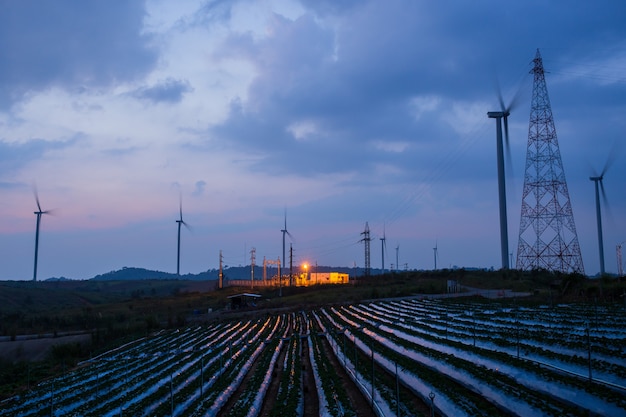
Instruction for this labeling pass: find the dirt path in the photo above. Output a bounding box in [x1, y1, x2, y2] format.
[0, 334, 91, 362]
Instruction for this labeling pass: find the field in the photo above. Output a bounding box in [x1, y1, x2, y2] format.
[2, 296, 625, 416]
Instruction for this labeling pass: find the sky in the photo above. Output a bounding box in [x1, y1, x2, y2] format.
[0, 0, 625, 280]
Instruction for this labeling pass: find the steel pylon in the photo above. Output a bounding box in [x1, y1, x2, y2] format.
[361, 222, 371, 277]
[516, 49, 585, 274]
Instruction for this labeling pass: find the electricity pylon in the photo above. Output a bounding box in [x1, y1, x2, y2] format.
[516, 49, 584, 274]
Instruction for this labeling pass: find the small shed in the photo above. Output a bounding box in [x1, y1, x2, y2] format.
[227, 293, 262, 309]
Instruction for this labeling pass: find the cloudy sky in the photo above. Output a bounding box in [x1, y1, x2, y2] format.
[1, 0, 625, 280]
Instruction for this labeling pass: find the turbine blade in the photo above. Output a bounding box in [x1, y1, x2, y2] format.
[505, 80, 525, 113]
[601, 141, 620, 176]
[495, 79, 506, 112]
[600, 179, 614, 226]
[503, 114, 509, 145]
[600, 179, 610, 207]
[493, 71, 526, 113]
[33, 186, 42, 212]
[503, 115, 514, 174]
[179, 195, 183, 221]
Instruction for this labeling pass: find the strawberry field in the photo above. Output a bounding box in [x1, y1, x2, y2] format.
[2, 298, 625, 416]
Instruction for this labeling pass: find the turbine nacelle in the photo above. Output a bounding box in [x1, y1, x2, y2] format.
[487, 111, 510, 118]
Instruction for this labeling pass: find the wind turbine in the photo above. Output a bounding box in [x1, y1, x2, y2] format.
[280, 208, 293, 293]
[487, 83, 519, 270]
[433, 241, 438, 271]
[175, 196, 191, 276]
[590, 155, 615, 276]
[32, 188, 51, 282]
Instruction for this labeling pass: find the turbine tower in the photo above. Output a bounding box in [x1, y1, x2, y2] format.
[516, 49, 584, 274]
[32, 189, 51, 282]
[590, 169, 613, 275]
[176, 196, 190, 276]
[487, 85, 515, 269]
[590, 176, 606, 275]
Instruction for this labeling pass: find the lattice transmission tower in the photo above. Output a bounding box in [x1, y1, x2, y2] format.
[516, 49, 584, 274]
[361, 222, 371, 277]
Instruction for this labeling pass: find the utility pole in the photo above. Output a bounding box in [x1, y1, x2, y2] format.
[250, 247, 256, 289]
[289, 243, 294, 287]
[219, 250, 223, 289]
[278, 257, 282, 297]
[617, 242, 624, 278]
[380, 227, 386, 273]
[395, 245, 399, 273]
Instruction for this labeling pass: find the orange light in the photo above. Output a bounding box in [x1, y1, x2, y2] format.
[303, 263, 308, 270]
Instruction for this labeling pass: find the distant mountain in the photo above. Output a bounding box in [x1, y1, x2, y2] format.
[91, 267, 179, 281]
[90, 267, 222, 281]
[87, 265, 369, 282]
[44, 276, 72, 282]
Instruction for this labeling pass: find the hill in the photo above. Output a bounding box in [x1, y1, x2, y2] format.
[87, 265, 367, 282]
[90, 267, 220, 281]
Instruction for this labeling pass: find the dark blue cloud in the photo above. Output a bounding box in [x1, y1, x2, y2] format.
[0, 137, 77, 175]
[130, 78, 193, 104]
[0, 0, 157, 109]
[210, 10, 470, 178]
[299, 0, 363, 16]
[207, 0, 626, 188]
